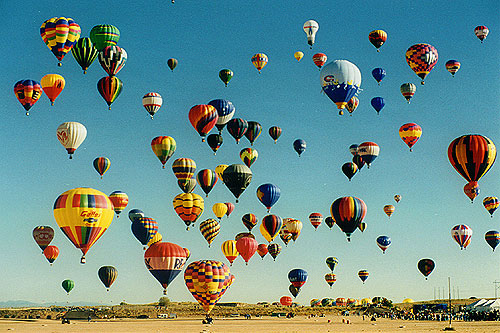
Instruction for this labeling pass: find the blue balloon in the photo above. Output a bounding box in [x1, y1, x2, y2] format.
[293, 139, 306, 156]
[256, 183, 281, 212]
[376, 235, 391, 254]
[208, 99, 235, 132]
[370, 97, 385, 114]
[371, 68, 386, 84]
[288, 268, 308, 289]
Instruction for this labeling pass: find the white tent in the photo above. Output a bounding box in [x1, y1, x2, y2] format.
[466, 299, 500, 312]
[466, 299, 488, 310]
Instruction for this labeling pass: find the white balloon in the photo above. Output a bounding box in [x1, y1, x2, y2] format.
[303, 20, 319, 48]
[56, 122, 87, 159]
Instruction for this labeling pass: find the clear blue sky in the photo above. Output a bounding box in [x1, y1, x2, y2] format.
[0, 0, 499, 305]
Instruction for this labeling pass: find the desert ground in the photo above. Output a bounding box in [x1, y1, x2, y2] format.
[0, 315, 497, 333]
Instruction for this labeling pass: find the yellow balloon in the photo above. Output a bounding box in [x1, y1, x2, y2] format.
[41, 74, 65, 105]
[53, 187, 114, 263]
[147, 232, 163, 247]
[284, 218, 302, 241]
[212, 203, 228, 220]
[294, 51, 304, 61]
[221, 240, 239, 265]
[215, 164, 228, 183]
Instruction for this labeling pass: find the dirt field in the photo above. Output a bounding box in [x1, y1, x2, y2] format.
[0, 315, 497, 333]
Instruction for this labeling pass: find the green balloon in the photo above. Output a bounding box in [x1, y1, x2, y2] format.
[219, 69, 233, 87]
[62, 279, 74, 294]
[90, 24, 120, 51]
[71, 38, 98, 74]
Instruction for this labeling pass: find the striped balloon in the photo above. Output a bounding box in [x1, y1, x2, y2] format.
[43, 245, 59, 264]
[313, 53, 327, 69]
[445, 60, 461, 77]
[196, 169, 218, 197]
[325, 273, 336, 288]
[108, 191, 128, 216]
[208, 99, 235, 132]
[14, 80, 43, 115]
[98, 266, 118, 291]
[147, 232, 163, 247]
[245, 121, 262, 146]
[399, 123, 422, 151]
[172, 158, 196, 182]
[368, 29, 387, 51]
[346, 96, 359, 115]
[151, 136, 176, 168]
[383, 205, 395, 218]
[268, 126, 282, 143]
[242, 213, 258, 231]
[448, 134, 496, 183]
[358, 270, 369, 283]
[485, 231, 500, 251]
[279, 223, 292, 245]
[93, 157, 111, 178]
[474, 25, 489, 42]
[40, 17, 81, 65]
[173, 193, 204, 230]
[227, 118, 249, 144]
[142, 92, 162, 119]
[326, 257, 338, 272]
[97, 76, 123, 109]
[167, 58, 178, 71]
[71, 37, 98, 74]
[251, 53, 268, 73]
[483, 197, 499, 217]
[357, 142, 379, 168]
[267, 243, 281, 260]
[330, 196, 367, 241]
[145, 242, 189, 294]
[188, 105, 218, 142]
[400, 83, 416, 103]
[221, 240, 239, 266]
[376, 235, 391, 254]
[131, 217, 158, 248]
[199, 219, 220, 247]
[41, 74, 65, 105]
[240, 148, 258, 168]
[260, 215, 282, 243]
[98, 45, 127, 76]
[309, 213, 323, 229]
[284, 218, 302, 242]
[90, 24, 120, 51]
[451, 224, 472, 250]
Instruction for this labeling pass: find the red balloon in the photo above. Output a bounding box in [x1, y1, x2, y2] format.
[43, 245, 59, 264]
[225, 202, 235, 217]
[235, 237, 258, 265]
[280, 296, 293, 306]
[257, 243, 268, 259]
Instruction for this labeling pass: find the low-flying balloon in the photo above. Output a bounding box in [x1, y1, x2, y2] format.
[325, 273, 336, 288]
[289, 268, 308, 289]
[145, 242, 189, 294]
[98, 266, 117, 291]
[62, 279, 74, 294]
[451, 224, 472, 250]
[417, 259, 435, 280]
[280, 296, 293, 306]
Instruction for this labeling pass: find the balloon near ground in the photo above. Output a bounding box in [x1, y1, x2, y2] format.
[98, 266, 118, 291]
[417, 259, 435, 279]
[451, 224, 473, 250]
[62, 279, 74, 294]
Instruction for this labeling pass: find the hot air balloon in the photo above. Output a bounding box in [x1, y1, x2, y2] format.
[284, 218, 302, 242]
[62, 279, 74, 294]
[56, 122, 87, 159]
[371, 97, 385, 115]
[71, 38, 98, 74]
[108, 191, 128, 217]
[222, 164, 253, 203]
[33, 226, 54, 252]
[448, 135, 496, 183]
[294, 51, 304, 61]
[173, 193, 204, 230]
[266, 126, 282, 144]
[368, 30, 387, 51]
[145, 242, 189, 294]
[172, 158, 196, 182]
[40, 17, 81, 66]
[394, 195, 401, 203]
[376, 236, 391, 254]
[54, 188, 114, 263]
[43, 245, 59, 265]
[325, 216, 335, 229]
[405, 43, 439, 85]
[98, 266, 117, 291]
[325, 273, 336, 288]
[313, 53, 327, 70]
[200, 219, 220, 247]
[41, 74, 65, 105]
[474, 26, 489, 42]
[289, 269, 308, 289]
[383, 205, 395, 218]
[208, 99, 235, 133]
[93, 157, 110, 179]
[251, 53, 268, 73]
[483, 197, 499, 217]
[235, 232, 255, 241]
[445, 60, 461, 77]
[151, 136, 176, 168]
[358, 270, 369, 283]
[280, 296, 293, 306]
[279, 225, 292, 246]
[236, 236, 258, 265]
[131, 217, 158, 248]
[357, 142, 379, 168]
[90, 24, 120, 51]
[207, 134, 223, 155]
[349, 144, 359, 156]
[242, 213, 258, 231]
[352, 155, 365, 171]
[14, 80, 43, 115]
[240, 148, 258, 168]
[331, 196, 367, 241]
[359, 222, 367, 232]
[212, 203, 228, 221]
[342, 162, 358, 181]
[326, 257, 338, 272]
[399, 123, 422, 151]
[215, 164, 228, 183]
[97, 76, 123, 109]
[225, 203, 235, 217]
[309, 213, 323, 230]
[293, 139, 306, 156]
[142, 92, 162, 119]
[289, 284, 300, 298]
[184, 260, 234, 314]
[303, 20, 319, 48]
[451, 224, 473, 250]
[464, 181, 480, 202]
[244, 121, 262, 146]
[400, 83, 416, 103]
[346, 97, 359, 116]
[98, 45, 127, 76]
[485, 231, 500, 252]
[256, 184, 281, 212]
[147, 232, 163, 247]
[417, 259, 435, 280]
[189, 105, 218, 142]
[257, 243, 268, 259]
[219, 69, 233, 86]
[371, 68, 386, 85]
[128, 209, 145, 223]
[221, 240, 239, 266]
[320, 60, 362, 115]
[167, 58, 178, 71]
[227, 118, 248, 144]
[196, 169, 218, 197]
[260, 215, 282, 242]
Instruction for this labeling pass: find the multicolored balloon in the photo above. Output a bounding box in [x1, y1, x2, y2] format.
[445, 60, 461, 77]
[279, 225, 292, 246]
[269, 126, 282, 143]
[342, 162, 358, 181]
[14, 80, 43, 115]
[358, 270, 369, 283]
[346, 97, 359, 115]
[43, 245, 59, 265]
[399, 123, 422, 151]
[40, 17, 81, 66]
[288, 268, 308, 289]
[309, 213, 323, 230]
[221, 240, 239, 266]
[71, 38, 98, 74]
[394, 195, 402, 203]
[483, 197, 499, 217]
[376, 235, 391, 254]
[256, 184, 281, 212]
[208, 99, 235, 133]
[98, 45, 127, 76]
[128, 209, 145, 223]
[400, 83, 416, 103]
[219, 69, 233, 86]
[268, 243, 281, 261]
[240, 148, 258, 168]
[33, 226, 54, 252]
[53, 188, 114, 263]
[383, 205, 395, 218]
[325, 273, 336, 288]
[97, 76, 123, 109]
[359, 222, 367, 232]
[93, 157, 110, 179]
[215, 164, 228, 183]
[326, 257, 338, 272]
[178, 179, 197, 194]
[331, 196, 367, 241]
[464, 181, 480, 203]
[172, 158, 196, 182]
[131, 217, 158, 248]
[189, 105, 218, 142]
[485, 231, 500, 252]
[90, 24, 120, 51]
[227, 118, 248, 144]
[320, 60, 361, 115]
[417, 259, 435, 280]
[145, 242, 189, 294]
[98, 266, 118, 291]
[173, 193, 204, 230]
[108, 191, 129, 217]
[245, 121, 262, 146]
[368, 30, 387, 51]
[325, 216, 335, 229]
[41, 74, 65, 105]
[167, 58, 178, 71]
[200, 219, 220, 247]
[142, 92, 162, 119]
[284, 218, 302, 242]
[405, 43, 439, 85]
[451, 224, 473, 250]
[312, 53, 327, 69]
[357, 142, 379, 168]
[242, 213, 258, 231]
[474, 25, 489, 42]
[196, 169, 218, 197]
[260, 214, 282, 243]
[151, 136, 176, 168]
[251, 53, 268, 73]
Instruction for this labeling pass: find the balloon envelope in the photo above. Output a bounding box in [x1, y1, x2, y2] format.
[145, 242, 189, 294]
